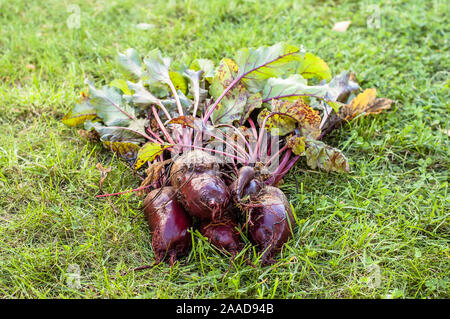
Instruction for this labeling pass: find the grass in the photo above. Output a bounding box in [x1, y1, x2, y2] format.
[0, 0, 448, 298]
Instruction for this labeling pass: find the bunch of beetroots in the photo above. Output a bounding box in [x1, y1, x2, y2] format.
[62, 43, 392, 267]
[142, 151, 295, 266]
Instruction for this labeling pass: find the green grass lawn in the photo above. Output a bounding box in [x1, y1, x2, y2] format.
[0, 0, 448, 298]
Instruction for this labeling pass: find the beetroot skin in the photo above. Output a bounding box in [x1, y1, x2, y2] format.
[248, 186, 294, 265]
[241, 179, 262, 200]
[232, 166, 255, 201]
[230, 166, 262, 203]
[170, 150, 230, 220]
[143, 187, 192, 265]
[200, 221, 242, 255]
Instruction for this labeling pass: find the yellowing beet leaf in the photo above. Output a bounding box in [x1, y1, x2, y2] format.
[134, 143, 173, 170]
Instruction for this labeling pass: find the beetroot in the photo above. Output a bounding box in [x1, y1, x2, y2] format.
[241, 178, 262, 201]
[231, 166, 256, 201]
[143, 187, 192, 265]
[170, 150, 230, 220]
[247, 186, 294, 265]
[200, 221, 242, 255]
[230, 166, 262, 205]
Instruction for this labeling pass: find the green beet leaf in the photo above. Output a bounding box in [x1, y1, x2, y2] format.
[183, 69, 208, 115]
[190, 58, 215, 83]
[321, 71, 359, 102]
[235, 43, 302, 93]
[109, 79, 131, 96]
[84, 120, 147, 144]
[134, 142, 173, 170]
[209, 58, 239, 99]
[125, 81, 165, 110]
[117, 48, 143, 79]
[161, 90, 192, 116]
[305, 138, 349, 173]
[169, 71, 188, 95]
[143, 49, 172, 85]
[211, 84, 247, 124]
[209, 58, 264, 124]
[294, 52, 332, 81]
[62, 93, 97, 126]
[261, 74, 327, 102]
[258, 98, 321, 137]
[86, 80, 136, 127]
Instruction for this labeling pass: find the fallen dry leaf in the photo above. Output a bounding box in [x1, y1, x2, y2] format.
[136, 159, 171, 196]
[78, 129, 99, 142]
[438, 128, 450, 137]
[332, 20, 351, 32]
[340, 88, 393, 120]
[136, 23, 155, 30]
[96, 163, 112, 191]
